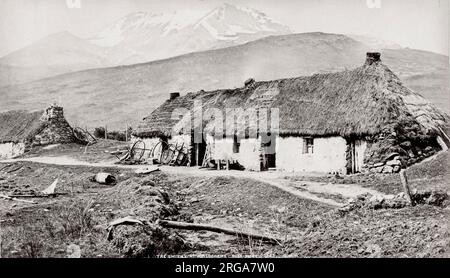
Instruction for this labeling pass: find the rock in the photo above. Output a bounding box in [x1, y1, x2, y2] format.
[374, 162, 385, 167]
[385, 152, 400, 161]
[393, 166, 401, 173]
[386, 159, 401, 166]
[400, 141, 412, 149]
[382, 166, 394, 173]
[375, 166, 384, 173]
[67, 244, 81, 258]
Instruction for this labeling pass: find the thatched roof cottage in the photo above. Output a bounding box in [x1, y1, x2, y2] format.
[0, 105, 75, 159]
[133, 53, 449, 174]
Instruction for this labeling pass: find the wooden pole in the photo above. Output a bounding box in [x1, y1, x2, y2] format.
[0, 194, 37, 204]
[125, 124, 128, 142]
[400, 169, 415, 206]
[196, 143, 200, 166]
[158, 219, 281, 245]
[105, 125, 107, 140]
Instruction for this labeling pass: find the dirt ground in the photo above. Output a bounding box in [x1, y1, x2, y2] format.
[0, 142, 449, 258]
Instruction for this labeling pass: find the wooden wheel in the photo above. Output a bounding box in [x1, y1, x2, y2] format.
[130, 140, 146, 161]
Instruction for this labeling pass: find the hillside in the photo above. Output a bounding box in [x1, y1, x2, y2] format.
[0, 32, 448, 130]
[0, 32, 110, 84]
[0, 3, 291, 86]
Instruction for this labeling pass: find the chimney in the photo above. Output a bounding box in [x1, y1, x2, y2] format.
[365, 52, 381, 65]
[169, 92, 180, 100]
[44, 104, 64, 120]
[244, 78, 255, 87]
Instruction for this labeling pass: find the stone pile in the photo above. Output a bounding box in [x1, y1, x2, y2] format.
[362, 119, 441, 174]
[368, 153, 402, 174]
[32, 105, 75, 146]
[339, 190, 449, 213]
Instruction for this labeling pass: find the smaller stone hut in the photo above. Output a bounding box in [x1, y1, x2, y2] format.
[0, 105, 75, 159]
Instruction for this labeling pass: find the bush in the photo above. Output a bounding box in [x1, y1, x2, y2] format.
[93, 127, 106, 139]
[93, 126, 133, 141]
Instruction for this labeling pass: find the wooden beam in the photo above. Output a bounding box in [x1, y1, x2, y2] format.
[158, 219, 282, 245]
[400, 169, 415, 206]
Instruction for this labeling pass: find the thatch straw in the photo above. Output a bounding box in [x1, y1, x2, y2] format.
[134, 61, 448, 138]
[0, 110, 46, 143]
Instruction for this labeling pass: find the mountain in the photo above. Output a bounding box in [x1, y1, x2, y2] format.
[0, 3, 292, 86]
[346, 34, 403, 50]
[0, 32, 447, 131]
[0, 32, 110, 84]
[89, 3, 292, 64]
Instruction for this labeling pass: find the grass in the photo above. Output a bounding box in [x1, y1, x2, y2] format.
[1, 148, 449, 257]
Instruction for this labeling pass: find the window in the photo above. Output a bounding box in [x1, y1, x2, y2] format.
[233, 135, 240, 153]
[302, 137, 314, 154]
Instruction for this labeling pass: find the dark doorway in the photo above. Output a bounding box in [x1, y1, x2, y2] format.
[192, 138, 207, 166]
[260, 132, 276, 171]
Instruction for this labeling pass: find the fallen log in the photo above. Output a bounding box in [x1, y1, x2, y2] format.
[8, 193, 68, 198]
[0, 164, 12, 172]
[158, 219, 282, 245]
[0, 194, 37, 204]
[6, 165, 23, 174]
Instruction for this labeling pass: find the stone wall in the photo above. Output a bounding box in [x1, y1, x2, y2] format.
[363, 120, 442, 173]
[32, 105, 75, 146]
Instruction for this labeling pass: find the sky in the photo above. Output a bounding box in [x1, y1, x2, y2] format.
[0, 0, 448, 56]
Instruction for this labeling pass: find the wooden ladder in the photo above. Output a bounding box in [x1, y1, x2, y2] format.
[201, 144, 211, 167]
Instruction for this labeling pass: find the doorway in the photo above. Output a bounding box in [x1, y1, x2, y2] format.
[260, 132, 276, 171]
[350, 139, 366, 173]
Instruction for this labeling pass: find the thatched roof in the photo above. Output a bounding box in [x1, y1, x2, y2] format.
[0, 110, 46, 143]
[134, 57, 448, 138]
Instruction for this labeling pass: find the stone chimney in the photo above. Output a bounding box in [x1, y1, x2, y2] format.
[43, 104, 64, 121]
[365, 52, 381, 65]
[169, 92, 180, 100]
[244, 78, 255, 87]
[35, 104, 75, 146]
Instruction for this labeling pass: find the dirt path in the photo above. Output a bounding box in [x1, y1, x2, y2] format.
[2, 156, 386, 207]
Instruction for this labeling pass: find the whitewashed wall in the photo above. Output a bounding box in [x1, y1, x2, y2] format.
[210, 137, 261, 171]
[0, 142, 26, 159]
[276, 136, 347, 174]
[211, 137, 236, 161]
[238, 138, 261, 171]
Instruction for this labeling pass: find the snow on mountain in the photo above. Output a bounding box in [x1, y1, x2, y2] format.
[89, 3, 292, 64]
[347, 34, 403, 51]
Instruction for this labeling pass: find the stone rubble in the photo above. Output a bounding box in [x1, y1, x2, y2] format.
[339, 190, 449, 213]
